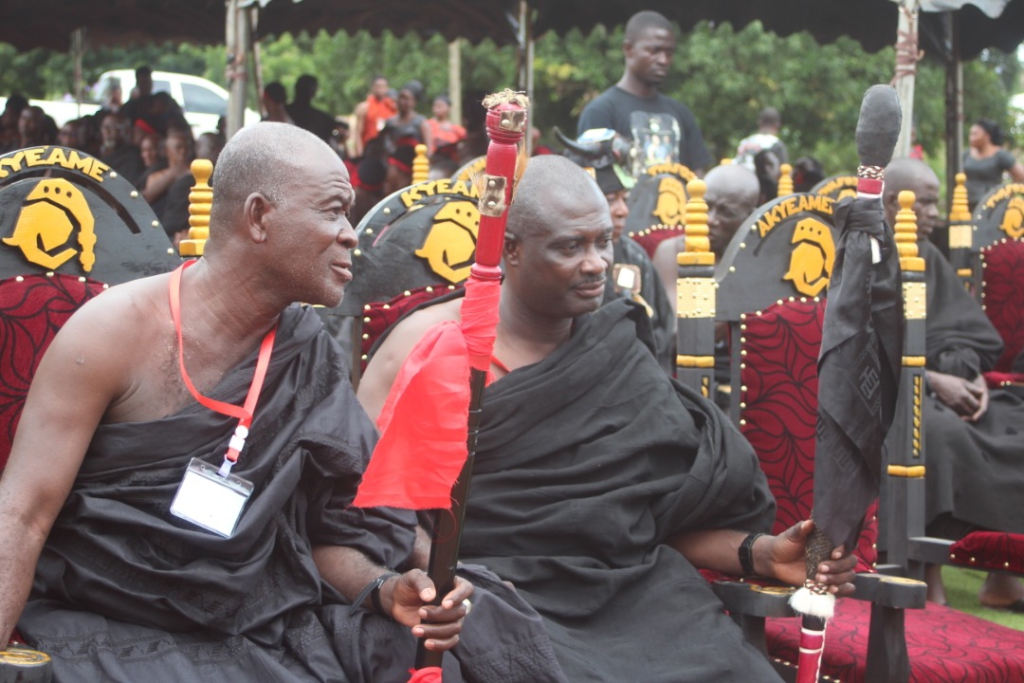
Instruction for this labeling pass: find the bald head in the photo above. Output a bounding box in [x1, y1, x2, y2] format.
[705, 164, 760, 257]
[625, 11, 673, 42]
[883, 158, 940, 239]
[210, 122, 333, 236]
[507, 155, 608, 242]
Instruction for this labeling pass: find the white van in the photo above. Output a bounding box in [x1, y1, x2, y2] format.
[97, 70, 260, 136]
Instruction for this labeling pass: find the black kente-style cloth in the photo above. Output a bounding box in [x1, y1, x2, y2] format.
[919, 241, 1024, 535]
[602, 235, 675, 372]
[459, 298, 782, 683]
[18, 305, 565, 683]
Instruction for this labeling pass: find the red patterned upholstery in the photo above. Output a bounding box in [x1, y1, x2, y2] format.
[981, 240, 1024, 372]
[360, 284, 461, 371]
[628, 226, 685, 258]
[950, 531, 1024, 574]
[0, 274, 106, 468]
[739, 299, 877, 572]
[766, 599, 1024, 682]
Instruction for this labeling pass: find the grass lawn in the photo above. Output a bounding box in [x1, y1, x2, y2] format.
[943, 566, 1024, 631]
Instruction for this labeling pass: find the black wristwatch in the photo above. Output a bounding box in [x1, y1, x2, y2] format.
[739, 532, 764, 577]
[350, 571, 399, 618]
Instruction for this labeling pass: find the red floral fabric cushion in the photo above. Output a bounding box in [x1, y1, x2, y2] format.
[360, 284, 461, 371]
[767, 599, 1024, 682]
[628, 226, 685, 258]
[739, 299, 877, 572]
[981, 240, 1024, 372]
[950, 531, 1024, 574]
[0, 274, 106, 469]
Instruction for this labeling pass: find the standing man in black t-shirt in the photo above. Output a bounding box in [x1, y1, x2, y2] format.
[578, 11, 712, 176]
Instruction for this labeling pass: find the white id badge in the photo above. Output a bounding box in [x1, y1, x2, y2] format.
[170, 458, 253, 538]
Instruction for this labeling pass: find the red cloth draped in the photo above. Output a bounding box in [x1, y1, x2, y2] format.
[352, 275, 501, 510]
[406, 666, 443, 682]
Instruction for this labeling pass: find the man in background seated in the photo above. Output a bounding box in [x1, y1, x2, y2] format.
[653, 163, 760, 306]
[98, 111, 146, 186]
[0, 123, 565, 683]
[359, 156, 856, 683]
[883, 158, 1024, 611]
[653, 163, 759, 401]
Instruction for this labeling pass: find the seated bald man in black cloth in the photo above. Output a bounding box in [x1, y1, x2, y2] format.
[883, 158, 1024, 611]
[0, 123, 565, 683]
[359, 155, 856, 683]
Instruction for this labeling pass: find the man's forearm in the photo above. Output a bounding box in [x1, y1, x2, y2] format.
[311, 545, 394, 607]
[669, 528, 772, 577]
[0, 511, 50, 644]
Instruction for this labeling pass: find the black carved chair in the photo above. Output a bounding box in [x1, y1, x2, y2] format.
[704, 187, 1024, 683]
[0, 144, 180, 681]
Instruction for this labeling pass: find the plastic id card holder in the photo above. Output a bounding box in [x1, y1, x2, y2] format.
[170, 458, 253, 538]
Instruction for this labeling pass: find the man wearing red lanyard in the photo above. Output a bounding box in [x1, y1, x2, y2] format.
[0, 123, 566, 682]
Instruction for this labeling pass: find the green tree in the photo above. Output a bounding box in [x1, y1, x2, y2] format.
[1, 19, 1018, 176]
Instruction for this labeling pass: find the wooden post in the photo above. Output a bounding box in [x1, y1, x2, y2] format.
[448, 39, 462, 127]
[892, 0, 920, 159]
[944, 12, 963, 217]
[71, 29, 85, 119]
[225, 0, 250, 138]
[517, 0, 534, 156]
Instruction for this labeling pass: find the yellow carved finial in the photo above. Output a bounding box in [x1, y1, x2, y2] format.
[179, 159, 214, 257]
[895, 190, 924, 271]
[678, 178, 714, 266]
[950, 172, 971, 223]
[777, 163, 793, 197]
[412, 144, 429, 184]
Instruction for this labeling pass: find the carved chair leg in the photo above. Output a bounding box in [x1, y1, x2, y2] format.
[866, 604, 910, 683]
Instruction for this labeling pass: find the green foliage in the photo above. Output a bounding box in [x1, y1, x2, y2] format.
[1, 19, 1019, 177]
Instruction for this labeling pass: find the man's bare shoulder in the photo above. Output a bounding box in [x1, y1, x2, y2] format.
[357, 297, 461, 420]
[390, 297, 461, 338]
[373, 297, 461, 368]
[61, 273, 170, 339]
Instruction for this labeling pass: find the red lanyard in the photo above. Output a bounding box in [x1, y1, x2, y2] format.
[169, 261, 277, 471]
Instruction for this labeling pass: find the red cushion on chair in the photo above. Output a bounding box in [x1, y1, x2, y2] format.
[0, 274, 106, 468]
[981, 240, 1024, 372]
[983, 370, 1024, 390]
[628, 226, 685, 258]
[360, 284, 461, 371]
[740, 299, 877, 572]
[949, 531, 1024, 574]
[766, 599, 1024, 682]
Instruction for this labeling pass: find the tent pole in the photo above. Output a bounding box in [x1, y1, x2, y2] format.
[517, 0, 533, 155]
[449, 39, 462, 127]
[72, 28, 85, 117]
[251, 7, 264, 118]
[944, 12, 963, 213]
[893, 0, 920, 159]
[226, 0, 250, 138]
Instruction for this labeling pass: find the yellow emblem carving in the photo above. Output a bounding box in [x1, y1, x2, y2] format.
[783, 217, 835, 297]
[414, 200, 480, 284]
[652, 176, 686, 227]
[1000, 196, 1024, 240]
[3, 178, 96, 272]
